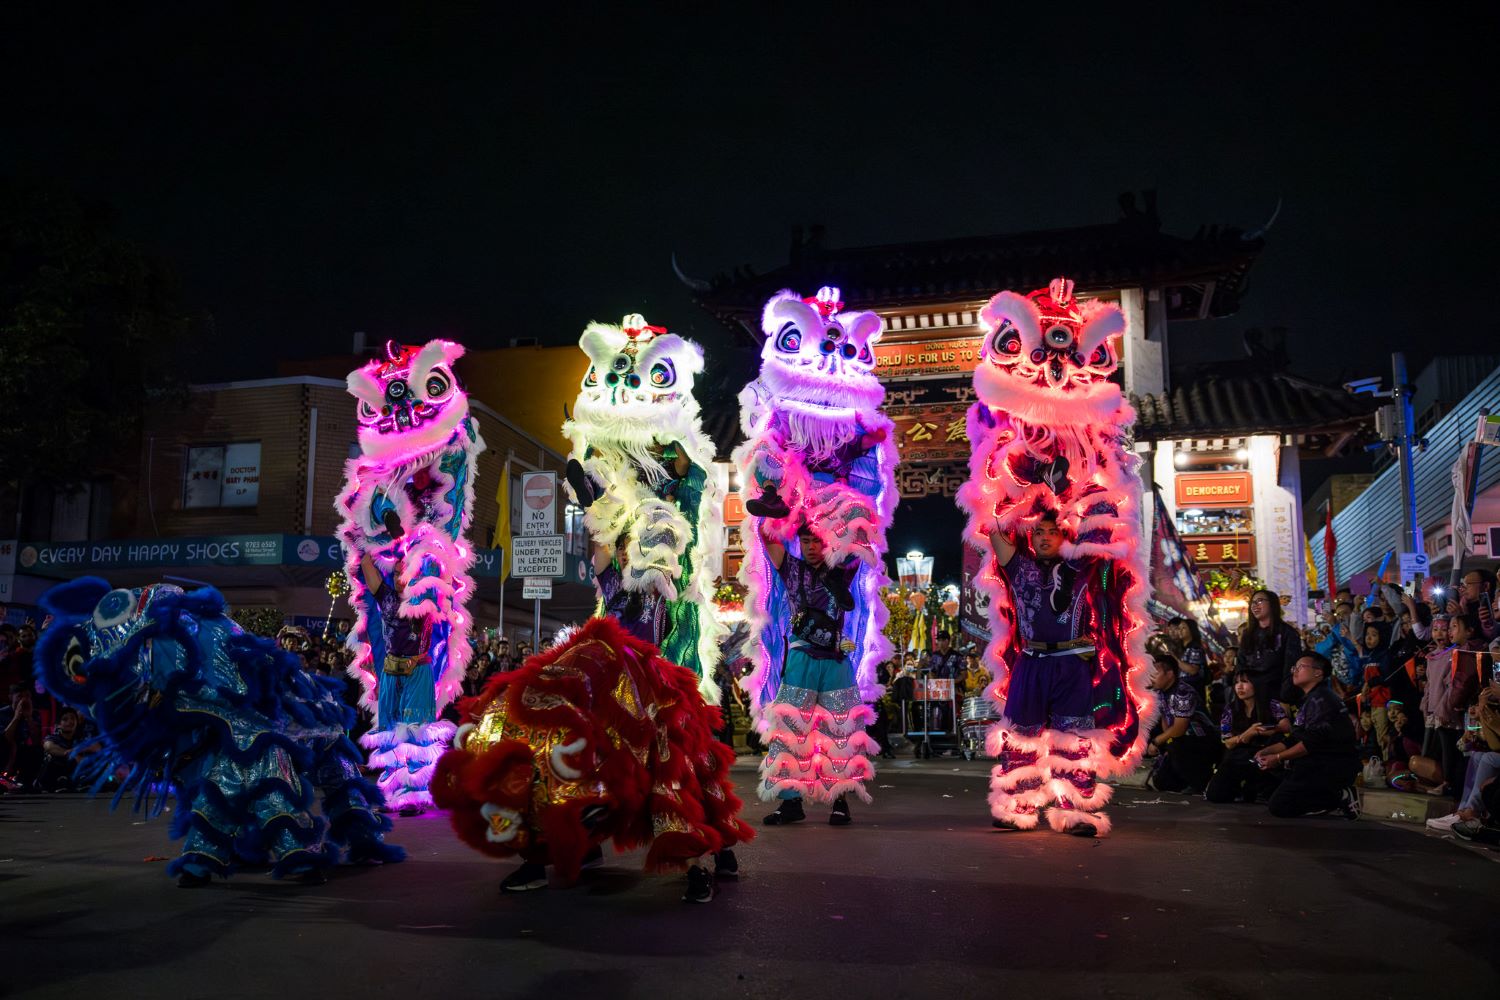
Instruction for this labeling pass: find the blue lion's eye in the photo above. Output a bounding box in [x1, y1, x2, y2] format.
[93, 589, 136, 630]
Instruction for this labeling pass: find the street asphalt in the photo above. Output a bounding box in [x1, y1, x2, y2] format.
[2, 757, 1496, 999]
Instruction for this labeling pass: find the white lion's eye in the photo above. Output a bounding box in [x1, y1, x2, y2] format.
[775, 322, 803, 354]
[424, 368, 451, 399]
[648, 360, 675, 389]
[92, 589, 136, 630]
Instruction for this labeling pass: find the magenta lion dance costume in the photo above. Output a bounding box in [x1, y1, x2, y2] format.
[955, 279, 1155, 837]
[337, 339, 484, 812]
[734, 287, 897, 820]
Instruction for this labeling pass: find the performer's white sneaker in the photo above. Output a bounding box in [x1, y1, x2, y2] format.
[500, 862, 548, 893]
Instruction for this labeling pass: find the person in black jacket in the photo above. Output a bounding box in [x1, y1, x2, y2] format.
[1238, 589, 1303, 710]
[1255, 653, 1360, 819]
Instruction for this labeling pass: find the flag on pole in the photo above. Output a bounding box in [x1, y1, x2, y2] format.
[493, 458, 511, 585]
[1450, 443, 1477, 562]
[1323, 499, 1337, 594]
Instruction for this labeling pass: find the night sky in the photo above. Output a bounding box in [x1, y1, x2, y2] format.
[5, 8, 1493, 581]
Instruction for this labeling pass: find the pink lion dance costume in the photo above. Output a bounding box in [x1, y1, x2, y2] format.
[734, 287, 898, 814]
[336, 339, 484, 812]
[955, 279, 1156, 836]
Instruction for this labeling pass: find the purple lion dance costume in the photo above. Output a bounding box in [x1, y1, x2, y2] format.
[734, 287, 898, 818]
[336, 339, 484, 812]
[956, 279, 1156, 837]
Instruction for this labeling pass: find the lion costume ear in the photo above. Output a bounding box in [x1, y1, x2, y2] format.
[978, 291, 1041, 358]
[1077, 299, 1126, 356]
[347, 366, 385, 409]
[409, 339, 465, 392]
[579, 322, 626, 367]
[841, 309, 884, 348]
[760, 289, 821, 341]
[40, 576, 112, 619]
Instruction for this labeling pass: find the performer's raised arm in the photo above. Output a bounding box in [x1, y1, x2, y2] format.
[591, 538, 616, 577]
[761, 521, 787, 570]
[989, 528, 1017, 568]
[360, 553, 384, 594]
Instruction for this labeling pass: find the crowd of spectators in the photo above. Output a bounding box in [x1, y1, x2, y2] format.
[1140, 569, 1500, 843]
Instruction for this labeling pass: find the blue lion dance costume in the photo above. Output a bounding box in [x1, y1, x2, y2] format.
[34, 578, 405, 885]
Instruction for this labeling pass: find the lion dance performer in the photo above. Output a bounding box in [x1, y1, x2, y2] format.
[560, 314, 725, 701]
[34, 579, 403, 886]
[734, 286, 898, 825]
[432, 617, 752, 902]
[955, 278, 1155, 837]
[337, 338, 484, 814]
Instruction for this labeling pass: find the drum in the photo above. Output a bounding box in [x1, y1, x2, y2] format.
[961, 696, 1000, 723]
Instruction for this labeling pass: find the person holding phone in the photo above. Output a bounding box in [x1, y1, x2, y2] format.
[1206, 668, 1290, 803]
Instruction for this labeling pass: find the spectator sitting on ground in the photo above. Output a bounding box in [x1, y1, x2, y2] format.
[1255, 653, 1361, 819]
[1447, 672, 1500, 842]
[1206, 668, 1289, 804]
[1144, 654, 1220, 794]
[36, 707, 96, 792]
[1383, 699, 1446, 794]
[1, 684, 44, 790]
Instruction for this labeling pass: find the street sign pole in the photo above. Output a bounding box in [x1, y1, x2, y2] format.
[518, 470, 560, 653]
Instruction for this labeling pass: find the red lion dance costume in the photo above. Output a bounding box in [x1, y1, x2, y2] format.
[955, 278, 1156, 836]
[432, 617, 751, 885]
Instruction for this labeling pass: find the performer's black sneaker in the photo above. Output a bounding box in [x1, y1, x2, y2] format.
[294, 867, 328, 886]
[500, 861, 549, 893]
[713, 848, 739, 880]
[1338, 786, 1362, 821]
[176, 869, 213, 889]
[744, 485, 790, 520]
[828, 796, 852, 826]
[397, 804, 424, 818]
[564, 458, 597, 509]
[1066, 821, 1099, 838]
[683, 864, 715, 903]
[991, 818, 1025, 832]
[763, 798, 806, 825]
[580, 844, 605, 871]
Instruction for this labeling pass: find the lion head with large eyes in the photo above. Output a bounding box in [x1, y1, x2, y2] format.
[755, 287, 885, 421]
[973, 278, 1127, 427]
[569, 314, 706, 447]
[346, 339, 470, 462]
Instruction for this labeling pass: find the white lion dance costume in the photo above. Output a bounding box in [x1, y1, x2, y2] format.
[561, 314, 726, 702]
[955, 279, 1155, 836]
[734, 286, 898, 815]
[337, 339, 484, 811]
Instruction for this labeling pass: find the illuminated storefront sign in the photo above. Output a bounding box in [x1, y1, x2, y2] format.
[1181, 533, 1256, 566]
[1175, 471, 1253, 509]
